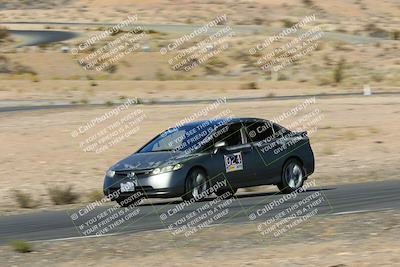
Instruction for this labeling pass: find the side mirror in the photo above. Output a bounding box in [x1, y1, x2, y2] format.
[214, 141, 227, 148]
[213, 141, 227, 154]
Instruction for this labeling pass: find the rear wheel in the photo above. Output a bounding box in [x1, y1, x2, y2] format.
[182, 168, 209, 201]
[277, 158, 304, 194]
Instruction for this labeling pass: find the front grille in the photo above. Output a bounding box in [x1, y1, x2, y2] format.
[114, 169, 152, 179]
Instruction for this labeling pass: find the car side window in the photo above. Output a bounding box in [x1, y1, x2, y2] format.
[213, 123, 243, 147]
[244, 121, 275, 142]
[152, 129, 185, 151]
[273, 123, 290, 138]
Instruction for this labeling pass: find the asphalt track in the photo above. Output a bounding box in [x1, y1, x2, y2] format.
[0, 179, 399, 244]
[1, 91, 400, 113]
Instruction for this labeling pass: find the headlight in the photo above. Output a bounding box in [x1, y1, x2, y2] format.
[106, 170, 115, 178]
[152, 163, 183, 175]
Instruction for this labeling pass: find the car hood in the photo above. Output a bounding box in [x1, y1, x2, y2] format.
[110, 151, 199, 171]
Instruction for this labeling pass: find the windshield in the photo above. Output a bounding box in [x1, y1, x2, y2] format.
[138, 123, 218, 154]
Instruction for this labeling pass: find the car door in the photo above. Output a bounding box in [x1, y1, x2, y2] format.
[214, 123, 264, 188]
[243, 120, 284, 184]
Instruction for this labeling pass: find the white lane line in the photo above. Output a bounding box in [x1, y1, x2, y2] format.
[30, 233, 119, 243]
[30, 226, 173, 243]
[331, 208, 392, 216]
[30, 223, 225, 243]
[30, 208, 394, 243]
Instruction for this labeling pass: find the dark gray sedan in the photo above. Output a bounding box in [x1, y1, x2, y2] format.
[103, 117, 315, 206]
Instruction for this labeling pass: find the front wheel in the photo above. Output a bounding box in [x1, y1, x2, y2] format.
[182, 168, 209, 201]
[277, 158, 304, 194]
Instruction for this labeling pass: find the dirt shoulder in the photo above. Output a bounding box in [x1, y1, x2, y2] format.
[1, 209, 399, 266]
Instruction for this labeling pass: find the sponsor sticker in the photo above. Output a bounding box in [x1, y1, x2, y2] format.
[224, 152, 243, 172]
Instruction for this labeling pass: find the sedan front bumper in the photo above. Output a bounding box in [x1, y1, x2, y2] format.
[103, 168, 188, 199]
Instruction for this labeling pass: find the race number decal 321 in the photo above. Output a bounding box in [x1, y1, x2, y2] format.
[224, 152, 243, 173]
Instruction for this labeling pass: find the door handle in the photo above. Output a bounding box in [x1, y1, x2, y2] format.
[241, 145, 253, 153]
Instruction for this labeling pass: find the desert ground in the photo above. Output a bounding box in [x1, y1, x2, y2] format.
[0, 0, 400, 266]
[1, 210, 399, 266]
[1, 0, 399, 105]
[0, 0, 399, 212]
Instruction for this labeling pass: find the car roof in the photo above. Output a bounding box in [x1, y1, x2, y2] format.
[180, 117, 267, 128]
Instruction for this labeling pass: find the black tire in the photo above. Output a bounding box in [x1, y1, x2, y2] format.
[182, 168, 209, 201]
[215, 187, 237, 198]
[277, 158, 305, 194]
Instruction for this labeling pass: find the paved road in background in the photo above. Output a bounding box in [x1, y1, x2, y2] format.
[2, 21, 383, 47]
[1, 91, 400, 113]
[0, 180, 399, 244]
[9, 30, 80, 47]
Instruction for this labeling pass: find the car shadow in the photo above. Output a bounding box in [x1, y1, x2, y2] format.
[138, 187, 335, 207]
[234, 188, 335, 199]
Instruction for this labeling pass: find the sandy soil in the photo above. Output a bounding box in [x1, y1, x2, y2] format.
[1, 209, 399, 266]
[1, 38, 399, 99]
[0, 0, 399, 213]
[0, 1, 399, 265]
[1, 0, 399, 27]
[2, 79, 398, 104]
[1, 0, 399, 101]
